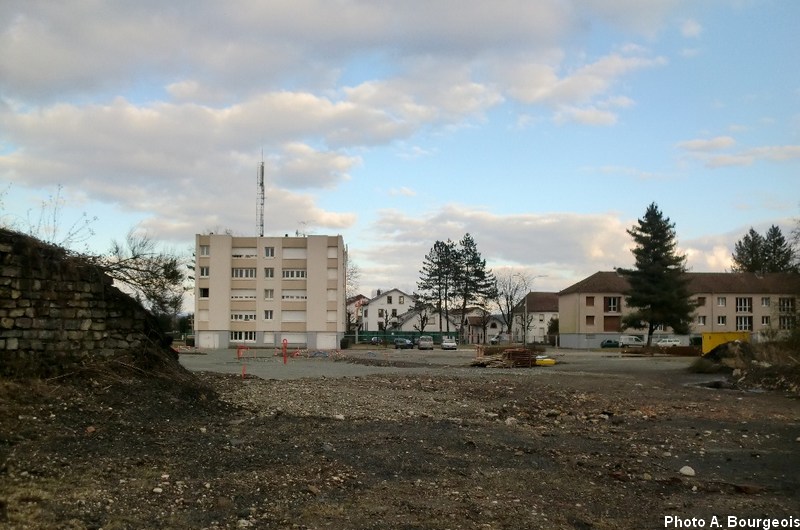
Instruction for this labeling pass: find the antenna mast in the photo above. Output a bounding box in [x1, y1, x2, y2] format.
[257, 157, 265, 237]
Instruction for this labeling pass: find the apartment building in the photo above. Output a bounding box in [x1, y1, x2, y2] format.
[559, 271, 799, 349]
[194, 233, 347, 349]
[360, 288, 414, 332]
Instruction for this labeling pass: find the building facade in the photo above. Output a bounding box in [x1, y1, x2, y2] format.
[360, 288, 414, 332]
[559, 271, 799, 349]
[194, 234, 347, 349]
[512, 292, 559, 344]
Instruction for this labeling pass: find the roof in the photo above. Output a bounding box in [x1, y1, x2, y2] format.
[514, 292, 559, 313]
[559, 271, 800, 296]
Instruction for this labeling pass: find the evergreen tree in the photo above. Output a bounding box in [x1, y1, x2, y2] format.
[731, 228, 765, 273]
[453, 233, 496, 340]
[763, 225, 796, 272]
[731, 225, 796, 273]
[617, 203, 695, 345]
[417, 239, 458, 333]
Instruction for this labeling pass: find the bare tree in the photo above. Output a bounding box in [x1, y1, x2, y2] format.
[494, 270, 531, 340]
[93, 229, 188, 323]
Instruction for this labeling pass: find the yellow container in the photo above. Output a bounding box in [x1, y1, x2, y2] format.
[701, 332, 750, 354]
[535, 357, 556, 366]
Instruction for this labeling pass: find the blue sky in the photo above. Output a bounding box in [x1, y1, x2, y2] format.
[1, 1, 798, 300]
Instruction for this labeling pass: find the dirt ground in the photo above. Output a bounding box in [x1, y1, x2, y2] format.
[1, 350, 799, 530]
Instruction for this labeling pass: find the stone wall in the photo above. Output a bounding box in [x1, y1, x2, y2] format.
[0, 228, 174, 377]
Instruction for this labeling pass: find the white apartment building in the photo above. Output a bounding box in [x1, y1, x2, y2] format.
[194, 234, 347, 349]
[360, 288, 414, 332]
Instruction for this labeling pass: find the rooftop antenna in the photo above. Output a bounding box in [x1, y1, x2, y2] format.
[257, 152, 265, 237]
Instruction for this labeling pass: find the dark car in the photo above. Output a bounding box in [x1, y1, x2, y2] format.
[600, 339, 620, 348]
[370, 337, 383, 345]
[393, 338, 413, 349]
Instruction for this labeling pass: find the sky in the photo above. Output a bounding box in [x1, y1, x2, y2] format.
[1, 0, 799, 303]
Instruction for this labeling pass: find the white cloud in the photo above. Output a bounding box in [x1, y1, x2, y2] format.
[677, 136, 737, 151]
[681, 19, 703, 38]
[389, 187, 417, 197]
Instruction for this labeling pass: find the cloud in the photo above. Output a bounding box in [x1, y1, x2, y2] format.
[676, 136, 736, 151]
[353, 205, 635, 295]
[389, 187, 417, 197]
[681, 19, 703, 38]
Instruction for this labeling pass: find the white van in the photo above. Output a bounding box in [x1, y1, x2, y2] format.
[619, 335, 645, 347]
[655, 338, 681, 347]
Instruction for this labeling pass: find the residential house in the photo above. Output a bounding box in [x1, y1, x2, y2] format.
[360, 288, 414, 333]
[512, 292, 559, 344]
[559, 271, 799, 349]
[194, 233, 347, 349]
[346, 294, 369, 333]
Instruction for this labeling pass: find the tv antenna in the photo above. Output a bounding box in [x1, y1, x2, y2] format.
[256, 155, 265, 237]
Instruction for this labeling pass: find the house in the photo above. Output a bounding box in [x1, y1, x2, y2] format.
[512, 292, 559, 344]
[455, 307, 505, 344]
[360, 288, 415, 333]
[194, 233, 347, 349]
[558, 271, 799, 349]
[393, 307, 461, 335]
[346, 294, 369, 333]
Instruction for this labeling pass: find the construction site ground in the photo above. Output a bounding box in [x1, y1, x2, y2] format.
[1, 346, 798, 529]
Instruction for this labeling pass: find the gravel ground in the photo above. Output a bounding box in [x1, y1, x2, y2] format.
[1, 347, 799, 529]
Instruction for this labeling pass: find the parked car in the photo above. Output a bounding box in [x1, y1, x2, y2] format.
[441, 337, 457, 350]
[600, 339, 620, 348]
[619, 335, 645, 347]
[393, 338, 413, 349]
[655, 338, 681, 347]
[418, 335, 434, 350]
[370, 336, 383, 345]
[489, 333, 508, 345]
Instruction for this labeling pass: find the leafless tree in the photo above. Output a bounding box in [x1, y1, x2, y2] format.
[494, 269, 532, 338]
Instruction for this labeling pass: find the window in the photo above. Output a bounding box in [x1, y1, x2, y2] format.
[264, 289, 274, 300]
[779, 298, 796, 313]
[282, 290, 307, 300]
[585, 315, 595, 326]
[735, 297, 752, 313]
[586, 296, 595, 307]
[539, 314, 545, 321]
[779, 315, 796, 330]
[231, 312, 256, 321]
[736, 316, 753, 331]
[378, 308, 384, 317]
[199, 266, 210, 277]
[717, 315, 727, 326]
[697, 315, 706, 326]
[264, 310, 274, 320]
[232, 268, 256, 278]
[264, 246, 275, 258]
[387, 295, 393, 304]
[391, 309, 397, 317]
[200, 245, 209, 256]
[604, 297, 620, 313]
[363, 309, 368, 318]
[230, 331, 256, 342]
[717, 297, 726, 307]
[696, 296, 706, 307]
[761, 316, 770, 327]
[399, 296, 405, 304]
[282, 269, 307, 279]
[264, 267, 274, 278]
[231, 247, 257, 258]
[230, 289, 256, 299]
[761, 297, 771, 308]
[199, 288, 209, 298]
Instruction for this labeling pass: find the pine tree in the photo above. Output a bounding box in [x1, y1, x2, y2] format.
[731, 228, 766, 273]
[763, 225, 796, 273]
[417, 239, 458, 333]
[731, 225, 796, 273]
[453, 233, 496, 341]
[617, 203, 695, 344]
